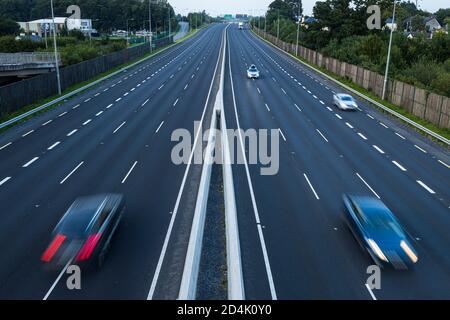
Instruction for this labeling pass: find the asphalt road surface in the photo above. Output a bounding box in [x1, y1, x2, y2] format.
[0, 23, 449, 300]
[0, 23, 225, 299]
[223, 25, 450, 300]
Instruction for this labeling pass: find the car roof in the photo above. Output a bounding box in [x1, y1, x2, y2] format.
[55, 194, 122, 236]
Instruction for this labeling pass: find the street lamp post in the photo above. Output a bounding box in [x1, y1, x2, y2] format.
[295, 4, 301, 56]
[168, 5, 171, 37]
[50, 0, 61, 95]
[148, 0, 152, 52]
[382, 0, 397, 101]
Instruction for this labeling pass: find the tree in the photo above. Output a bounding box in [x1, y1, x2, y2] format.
[0, 17, 20, 35]
[435, 8, 450, 25]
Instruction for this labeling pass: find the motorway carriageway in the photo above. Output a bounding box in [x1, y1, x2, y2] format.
[0, 23, 449, 299]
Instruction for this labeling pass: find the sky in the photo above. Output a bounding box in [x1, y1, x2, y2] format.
[169, 0, 449, 17]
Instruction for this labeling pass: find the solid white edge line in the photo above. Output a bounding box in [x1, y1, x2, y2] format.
[47, 141, 60, 150]
[121, 161, 138, 184]
[147, 26, 224, 300]
[251, 30, 450, 145]
[60, 161, 84, 184]
[155, 121, 164, 133]
[43, 258, 73, 300]
[0, 177, 11, 186]
[392, 161, 407, 172]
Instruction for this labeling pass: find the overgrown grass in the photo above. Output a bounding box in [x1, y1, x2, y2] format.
[253, 30, 450, 144]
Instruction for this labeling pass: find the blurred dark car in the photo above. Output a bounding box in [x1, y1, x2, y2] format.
[41, 194, 125, 269]
[342, 194, 418, 270]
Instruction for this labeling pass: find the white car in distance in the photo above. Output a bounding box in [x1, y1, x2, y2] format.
[247, 65, 260, 79]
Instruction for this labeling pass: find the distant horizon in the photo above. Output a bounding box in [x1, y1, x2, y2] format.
[170, 0, 449, 17]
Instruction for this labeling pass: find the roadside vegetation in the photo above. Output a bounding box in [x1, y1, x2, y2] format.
[0, 30, 127, 65]
[253, 0, 450, 97]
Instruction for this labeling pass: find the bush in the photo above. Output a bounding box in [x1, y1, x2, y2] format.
[431, 72, 450, 96]
[0, 18, 20, 36]
[400, 60, 444, 88]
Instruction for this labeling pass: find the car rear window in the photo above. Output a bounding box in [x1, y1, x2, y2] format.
[341, 96, 353, 101]
[58, 200, 104, 236]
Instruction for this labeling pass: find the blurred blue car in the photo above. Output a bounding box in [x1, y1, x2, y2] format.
[343, 194, 418, 270]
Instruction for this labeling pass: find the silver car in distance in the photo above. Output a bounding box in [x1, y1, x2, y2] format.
[333, 93, 358, 111]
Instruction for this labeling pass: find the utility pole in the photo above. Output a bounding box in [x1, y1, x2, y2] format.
[258, 13, 261, 34]
[50, 0, 61, 95]
[277, 9, 280, 44]
[168, 5, 171, 37]
[382, 1, 397, 100]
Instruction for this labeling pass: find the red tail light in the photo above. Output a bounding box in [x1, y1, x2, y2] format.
[76, 233, 101, 261]
[41, 234, 66, 262]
